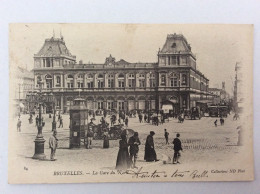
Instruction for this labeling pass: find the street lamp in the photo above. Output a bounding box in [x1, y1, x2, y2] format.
[31, 79, 53, 160]
[50, 92, 56, 132]
[148, 71, 152, 123]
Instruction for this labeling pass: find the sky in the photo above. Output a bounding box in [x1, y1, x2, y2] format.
[9, 23, 253, 95]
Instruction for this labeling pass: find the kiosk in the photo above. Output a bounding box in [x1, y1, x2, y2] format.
[69, 98, 88, 148]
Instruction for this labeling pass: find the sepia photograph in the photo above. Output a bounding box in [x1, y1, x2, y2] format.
[8, 23, 253, 184]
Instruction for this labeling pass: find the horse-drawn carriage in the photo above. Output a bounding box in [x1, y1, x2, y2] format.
[183, 107, 201, 120]
[90, 122, 125, 140]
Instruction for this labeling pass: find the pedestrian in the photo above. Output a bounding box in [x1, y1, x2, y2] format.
[86, 126, 94, 149]
[17, 118, 22, 132]
[35, 115, 39, 127]
[118, 117, 121, 124]
[58, 114, 61, 122]
[59, 116, 63, 128]
[110, 116, 114, 127]
[144, 131, 159, 162]
[49, 113, 52, 118]
[139, 114, 143, 123]
[144, 114, 147, 123]
[103, 131, 109, 148]
[42, 117, 45, 127]
[125, 116, 129, 127]
[172, 133, 183, 164]
[214, 119, 218, 127]
[28, 114, 33, 124]
[128, 132, 141, 168]
[116, 134, 131, 170]
[164, 129, 169, 144]
[49, 130, 58, 161]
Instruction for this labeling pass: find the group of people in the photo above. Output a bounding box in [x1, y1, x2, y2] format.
[214, 117, 225, 127]
[116, 130, 183, 169]
[116, 132, 141, 169]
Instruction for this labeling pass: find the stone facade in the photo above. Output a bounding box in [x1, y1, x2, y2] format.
[33, 33, 210, 114]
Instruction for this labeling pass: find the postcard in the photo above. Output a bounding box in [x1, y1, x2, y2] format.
[8, 24, 254, 183]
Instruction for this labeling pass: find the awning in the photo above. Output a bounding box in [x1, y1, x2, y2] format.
[19, 103, 25, 108]
[196, 100, 212, 104]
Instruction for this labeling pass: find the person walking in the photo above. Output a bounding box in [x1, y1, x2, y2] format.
[125, 116, 129, 127]
[86, 126, 94, 149]
[103, 131, 109, 149]
[172, 133, 183, 164]
[49, 130, 58, 161]
[128, 132, 141, 168]
[164, 129, 169, 144]
[35, 115, 39, 127]
[17, 118, 22, 132]
[144, 131, 159, 162]
[214, 119, 218, 127]
[58, 115, 63, 128]
[138, 114, 143, 123]
[116, 134, 131, 170]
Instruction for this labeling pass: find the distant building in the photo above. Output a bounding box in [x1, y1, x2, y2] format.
[234, 62, 243, 113]
[13, 67, 34, 113]
[208, 88, 221, 104]
[33, 33, 210, 114]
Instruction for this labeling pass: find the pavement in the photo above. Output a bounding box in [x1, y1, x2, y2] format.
[11, 112, 242, 171]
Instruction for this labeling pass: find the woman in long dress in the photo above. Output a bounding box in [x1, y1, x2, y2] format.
[144, 131, 158, 162]
[116, 134, 131, 170]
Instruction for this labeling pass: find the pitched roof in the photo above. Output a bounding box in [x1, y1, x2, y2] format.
[160, 33, 192, 54]
[35, 37, 76, 59]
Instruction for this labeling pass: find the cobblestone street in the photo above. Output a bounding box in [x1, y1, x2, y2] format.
[10, 112, 243, 173]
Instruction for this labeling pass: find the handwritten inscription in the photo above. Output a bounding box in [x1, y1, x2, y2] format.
[52, 168, 246, 179]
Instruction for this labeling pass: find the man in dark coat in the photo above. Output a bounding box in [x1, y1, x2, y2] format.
[172, 133, 183, 164]
[128, 132, 141, 168]
[164, 129, 169, 144]
[144, 131, 159, 162]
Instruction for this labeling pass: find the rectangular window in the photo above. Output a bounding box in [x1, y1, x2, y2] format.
[108, 79, 114, 88]
[98, 81, 104, 88]
[87, 82, 93, 88]
[128, 79, 135, 88]
[118, 102, 124, 110]
[174, 77, 178, 86]
[118, 80, 125, 88]
[77, 82, 83, 88]
[98, 102, 103, 109]
[139, 79, 145, 88]
[182, 74, 187, 85]
[67, 83, 73, 88]
[161, 75, 166, 86]
[150, 79, 156, 87]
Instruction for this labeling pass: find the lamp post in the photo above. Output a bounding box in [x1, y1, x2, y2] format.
[148, 71, 152, 123]
[51, 92, 56, 132]
[32, 80, 46, 159]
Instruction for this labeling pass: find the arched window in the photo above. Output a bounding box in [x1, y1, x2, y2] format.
[169, 73, 178, 87]
[45, 74, 52, 88]
[86, 74, 94, 88]
[150, 73, 155, 87]
[108, 74, 114, 88]
[161, 74, 166, 86]
[128, 73, 135, 88]
[97, 74, 104, 88]
[118, 73, 125, 88]
[182, 74, 187, 85]
[77, 74, 84, 88]
[67, 74, 74, 88]
[139, 74, 145, 88]
[56, 75, 61, 87]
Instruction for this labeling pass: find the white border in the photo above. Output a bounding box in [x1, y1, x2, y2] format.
[0, 0, 259, 193]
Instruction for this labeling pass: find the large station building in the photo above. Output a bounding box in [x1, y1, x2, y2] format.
[33, 33, 210, 114]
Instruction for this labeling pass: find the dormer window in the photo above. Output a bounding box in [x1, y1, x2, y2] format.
[172, 43, 176, 48]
